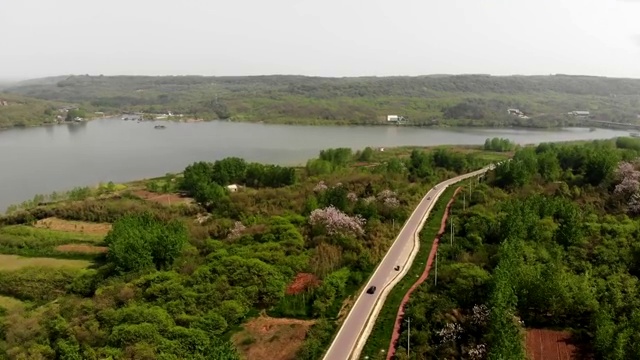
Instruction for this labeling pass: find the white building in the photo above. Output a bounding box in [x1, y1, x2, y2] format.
[569, 111, 590, 117]
[387, 115, 406, 122]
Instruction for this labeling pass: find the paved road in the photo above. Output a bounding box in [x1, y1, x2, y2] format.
[323, 166, 493, 360]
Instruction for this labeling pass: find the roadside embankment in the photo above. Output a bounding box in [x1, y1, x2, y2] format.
[385, 187, 462, 359]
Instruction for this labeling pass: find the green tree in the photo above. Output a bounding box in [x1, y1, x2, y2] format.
[181, 161, 215, 193]
[537, 150, 561, 182]
[358, 147, 374, 162]
[105, 213, 188, 273]
[212, 157, 247, 185]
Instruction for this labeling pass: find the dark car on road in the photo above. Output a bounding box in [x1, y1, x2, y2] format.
[366, 286, 377, 294]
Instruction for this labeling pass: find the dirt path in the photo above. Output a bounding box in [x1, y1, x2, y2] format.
[386, 187, 463, 359]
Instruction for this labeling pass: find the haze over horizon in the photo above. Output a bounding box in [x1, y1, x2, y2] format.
[2, 0, 640, 80]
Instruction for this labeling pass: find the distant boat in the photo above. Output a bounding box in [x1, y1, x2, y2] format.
[630, 132, 640, 138]
[154, 125, 166, 129]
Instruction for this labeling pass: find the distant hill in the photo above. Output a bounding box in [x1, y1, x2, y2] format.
[4, 74, 640, 128]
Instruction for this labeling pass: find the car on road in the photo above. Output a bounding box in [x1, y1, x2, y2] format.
[366, 286, 377, 294]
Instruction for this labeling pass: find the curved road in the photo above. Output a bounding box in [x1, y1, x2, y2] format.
[323, 165, 494, 360]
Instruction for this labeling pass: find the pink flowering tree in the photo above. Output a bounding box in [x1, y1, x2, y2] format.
[228, 221, 246, 239]
[615, 177, 640, 196]
[615, 161, 640, 181]
[377, 189, 397, 201]
[437, 322, 464, 344]
[377, 189, 400, 208]
[471, 304, 490, 326]
[363, 196, 376, 204]
[629, 193, 640, 215]
[613, 161, 640, 213]
[614, 161, 640, 194]
[313, 181, 328, 193]
[309, 206, 366, 236]
[383, 197, 400, 208]
[467, 344, 487, 360]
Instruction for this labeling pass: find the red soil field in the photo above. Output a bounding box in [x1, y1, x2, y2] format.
[526, 329, 578, 360]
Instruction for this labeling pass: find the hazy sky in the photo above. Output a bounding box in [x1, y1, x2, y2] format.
[1, 0, 640, 79]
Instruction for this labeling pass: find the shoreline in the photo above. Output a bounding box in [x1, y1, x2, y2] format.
[1, 144, 504, 215]
[0, 114, 607, 132]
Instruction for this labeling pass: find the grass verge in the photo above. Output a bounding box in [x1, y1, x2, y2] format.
[359, 182, 464, 359]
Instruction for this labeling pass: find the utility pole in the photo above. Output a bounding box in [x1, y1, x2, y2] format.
[434, 249, 438, 286]
[450, 219, 454, 246]
[407, 317, 411, 358]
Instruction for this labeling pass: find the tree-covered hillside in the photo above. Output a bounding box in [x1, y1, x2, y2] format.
[6, 74, 640, 128]
[0, 93, 70, 129]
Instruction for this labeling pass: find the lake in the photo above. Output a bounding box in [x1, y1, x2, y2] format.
[0, 118, 630, 212]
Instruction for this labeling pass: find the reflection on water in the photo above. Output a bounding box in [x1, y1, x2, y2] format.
[0, 118, 631, 211]
[67, 122, 88, 135]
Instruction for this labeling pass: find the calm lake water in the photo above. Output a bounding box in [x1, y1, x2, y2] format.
[0, 118, 630, 212]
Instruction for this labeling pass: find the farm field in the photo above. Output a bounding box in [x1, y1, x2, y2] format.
[0, 218, 103, 313]
[526, 329, 579, 360]
[34, 217, 111, 235]
[0, 223, 106, 259]
[232, 316, 316, 360]
[0, 254, 92, 271]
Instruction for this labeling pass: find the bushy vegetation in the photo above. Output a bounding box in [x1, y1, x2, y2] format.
[0, 146, 506, 359]
[376, 137, 640, 360]
[5, 182, 126, 214]
[6, 74, 640, 128]
[180, 157, 296, 211]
